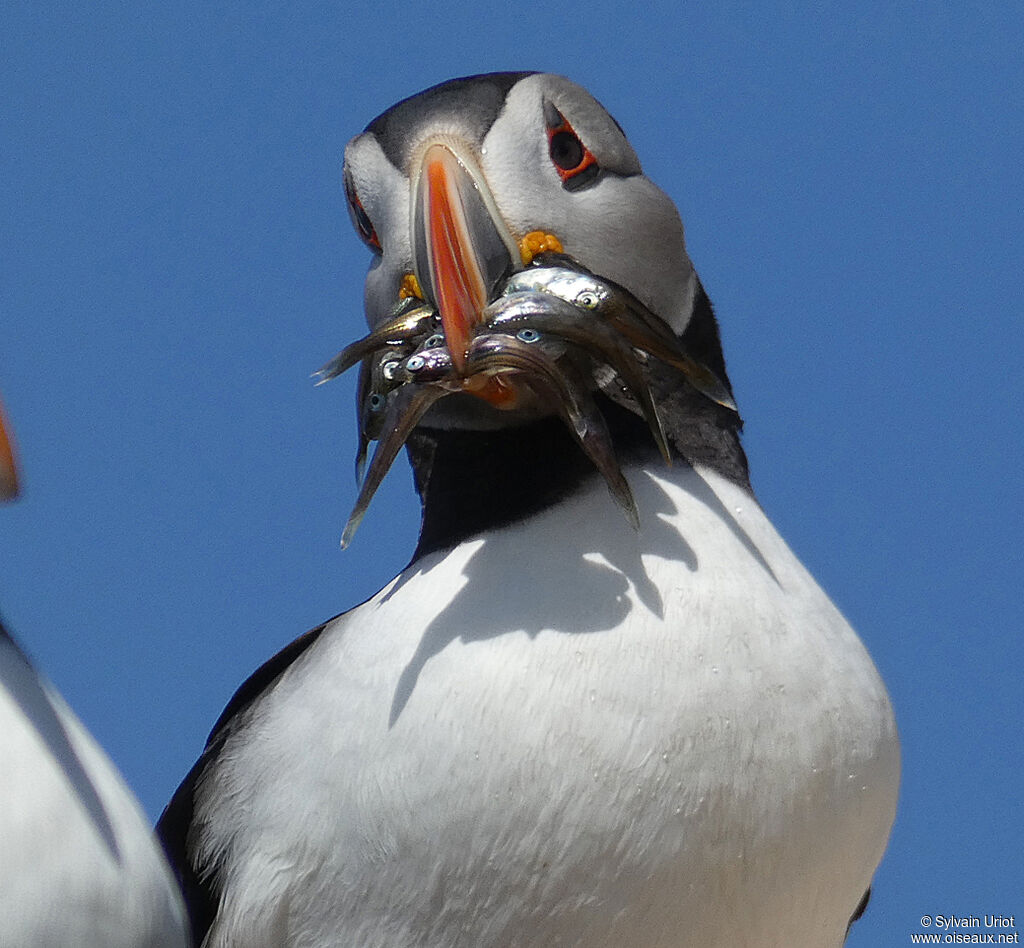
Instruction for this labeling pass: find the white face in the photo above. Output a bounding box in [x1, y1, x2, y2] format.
[342, 73, 697, 336]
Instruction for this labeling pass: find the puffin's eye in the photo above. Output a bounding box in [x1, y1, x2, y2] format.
[549, 131, 583, 172]
[344, 171, 381, 253]
[544, 103, 600, 191]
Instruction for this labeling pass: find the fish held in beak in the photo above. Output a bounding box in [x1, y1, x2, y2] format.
[341, 383, 449, 549]
[317, 254, 733, 546]
[505, 258, 738, 414]
[484, 292, 672, 464]
[353, 346, 411, 484]
[314, 299, 439, 387]
[467, 330, 639, 528]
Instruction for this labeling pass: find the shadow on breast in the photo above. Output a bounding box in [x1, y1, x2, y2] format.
[388, 469, 701, 725]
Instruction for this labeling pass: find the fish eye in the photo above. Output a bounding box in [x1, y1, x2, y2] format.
[516, 328, 541, 343]
[368, 393, 385, 411]
[344, 170, 381, 253]
[423, 334, 445, 349]
[576, 291, 600, 310]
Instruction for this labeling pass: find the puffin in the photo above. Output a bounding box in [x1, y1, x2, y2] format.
[0, 400, 190, 946]
[158, 73, 899, 947]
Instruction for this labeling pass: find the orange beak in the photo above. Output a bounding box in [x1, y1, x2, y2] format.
[412, 142, 519, 379]
[0, 397, 19, 501]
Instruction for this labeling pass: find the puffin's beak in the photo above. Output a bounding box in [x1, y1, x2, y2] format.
[412, 142, 519, 376]
[0, 397, 20, 501]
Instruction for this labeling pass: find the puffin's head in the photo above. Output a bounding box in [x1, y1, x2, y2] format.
[326, 73, 745, 548]
[344, 72, 697, 354]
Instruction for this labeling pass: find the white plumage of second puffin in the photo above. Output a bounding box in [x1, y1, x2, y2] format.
[159, 73, 899, 947]
[0, 406, 189, 947]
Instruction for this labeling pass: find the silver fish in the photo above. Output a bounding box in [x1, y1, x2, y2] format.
[354, 347, 408, 483]
[504, 263, 738, 413]
[394, 335, 459, 386]
[341, 322, 643, 546]
[482, 292, 671, 463]
[325, 257, 732, 545]
[314, 298, 439, 386]
[467, 330, 639, 527]
[341, 383, 449, 548]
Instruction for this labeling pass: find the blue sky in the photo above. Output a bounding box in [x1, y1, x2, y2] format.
[2, 2, 1021, 942]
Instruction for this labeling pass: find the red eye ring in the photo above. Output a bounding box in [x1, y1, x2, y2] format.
[544, 105, 599, 189]
[344, 172, 381, 253]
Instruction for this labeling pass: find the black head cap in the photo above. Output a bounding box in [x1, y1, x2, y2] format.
[366, 72, 536, 170]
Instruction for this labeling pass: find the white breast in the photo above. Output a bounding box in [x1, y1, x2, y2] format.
[0, 635, 189, 947]
[197, 462, 899, 948]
